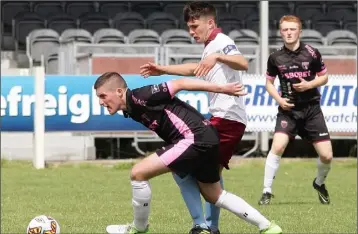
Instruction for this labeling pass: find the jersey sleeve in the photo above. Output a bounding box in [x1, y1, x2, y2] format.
[311, 49, 327, 76]
[266, 55, 279, 80]
[131, 81, 174, 106]
[221, 36, 241, 56]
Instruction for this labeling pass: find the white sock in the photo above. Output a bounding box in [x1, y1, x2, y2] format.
[263, 152, 281, 194]
[315, 158, 331, 186]
[215, 190, 271, 230]
[131, 180, 151, 231]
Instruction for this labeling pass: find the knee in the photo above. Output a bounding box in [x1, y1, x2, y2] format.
[202, 193, 218, 204]
[271, 143, 286, 156]
[130, 165, 146, 181]
[319, 151, 333, 163]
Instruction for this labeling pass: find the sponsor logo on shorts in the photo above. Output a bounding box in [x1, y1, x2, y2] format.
[319, 133, 328, 136]
[281, 120, 288, 128]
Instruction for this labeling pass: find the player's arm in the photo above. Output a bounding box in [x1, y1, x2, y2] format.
[265, 55, 294, 109]
[216, 54, 248, 71]
[216, 41, 248, 70]
[266, 79, 282, 103]
[140, 62, 197, 77]
[168, 78, 247, 97]
[308, 50, 328, 88]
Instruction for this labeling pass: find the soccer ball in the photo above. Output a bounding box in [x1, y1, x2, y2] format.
[27, 215, 60, 234]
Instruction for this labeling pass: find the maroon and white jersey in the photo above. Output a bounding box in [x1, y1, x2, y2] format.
[266, 42, 327, 104]
[200, 28, 247, 125]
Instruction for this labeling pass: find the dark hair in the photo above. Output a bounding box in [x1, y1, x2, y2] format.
[94, 72, 127, 90]
[183, 1, 217, 23]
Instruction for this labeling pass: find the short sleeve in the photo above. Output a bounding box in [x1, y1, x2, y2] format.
[311, 49, 327, 76]
[266, 55, 279, 80]
[221, 36, 241, 56]
[131, 81, 174, 106]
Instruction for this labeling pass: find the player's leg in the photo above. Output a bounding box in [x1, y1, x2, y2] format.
[304, 105, 333, 204]
[196, 159, 282, 234]
[172, 173, 208, 231]
[106, 148, 174, 234]
[259, 112, 296, 205]
[205, 117, 246, 233]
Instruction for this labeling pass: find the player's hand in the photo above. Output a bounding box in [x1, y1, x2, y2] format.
[279, 98, 295, 110]
[139, 62, 164, 78]
[194, 53, 219, 78]
[222, 82, 248, 97]
[292, 77, 312, 92]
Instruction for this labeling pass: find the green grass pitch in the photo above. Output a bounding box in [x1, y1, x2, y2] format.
[1, 158, 356, 233]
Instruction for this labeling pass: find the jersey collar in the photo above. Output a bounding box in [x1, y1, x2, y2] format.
[284, 41, 304, 54]
[204, 28, 222, 47]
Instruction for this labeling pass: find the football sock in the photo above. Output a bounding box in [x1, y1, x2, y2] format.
[131, 180, 151, 232]
[263, 152, 281, 194]
[172, 173, 207, 228]
[215, 190, 271, 230]
[315, 157, 331, 186]
[205, 176, 223, 232]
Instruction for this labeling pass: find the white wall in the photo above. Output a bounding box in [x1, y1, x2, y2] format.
[1, 132, 96, 161]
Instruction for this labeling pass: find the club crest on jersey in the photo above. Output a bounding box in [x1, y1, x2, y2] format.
[281, 120, 288, 129]
[151, 84, 160, 94]
[223, 44, 237, 54]
[301, 62, 309, 70]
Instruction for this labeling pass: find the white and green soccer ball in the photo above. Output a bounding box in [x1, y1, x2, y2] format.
[27, 215, 60, 234]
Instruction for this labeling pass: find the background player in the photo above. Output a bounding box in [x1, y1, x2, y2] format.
[140, 2, 248, 233]
[258, 15, 333, 205]
[94, 72, 282, 234]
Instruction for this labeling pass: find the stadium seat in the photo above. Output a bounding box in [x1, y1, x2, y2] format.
[1, 1, 31, 33]
[13, 11, 45, 49]
[99, 2, 130, 18]
[131, 2, 163, 18]
[228, 29, 259, 45]
[345, 21, 357, 34]
[230, 2, 258, 21]
[295, 2, 325, 21]
[327, 2, 357, 17]
[326, 30, 357, 46]
[47, 13, 78, 35]
[269, 2, 294, 21]
[33, 2, 65, 18]
[28, 29, 60, 62]
[229, 29, 259, 54]
[300, 29, 324, 46]
[113, 12, 145, 35]
[128, 29, 160, 44]
[66, 2, 97, 18]
[269, 30, 283, 45]
[146, 12, 178, 34]
[60, 28, 92, 44]
[312, 14, 342, 36]
[211, 2, 229, 16]
[181, 58, 201, 64]
[93, 28, 126, 44]
[161, 29, 192, 44]
[163, 3, 186, 19]
[218, 14, 242, 35]
[245, 19, 278, 34]
[46, 53, 59, 74]
[79, 12, 111, 34]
